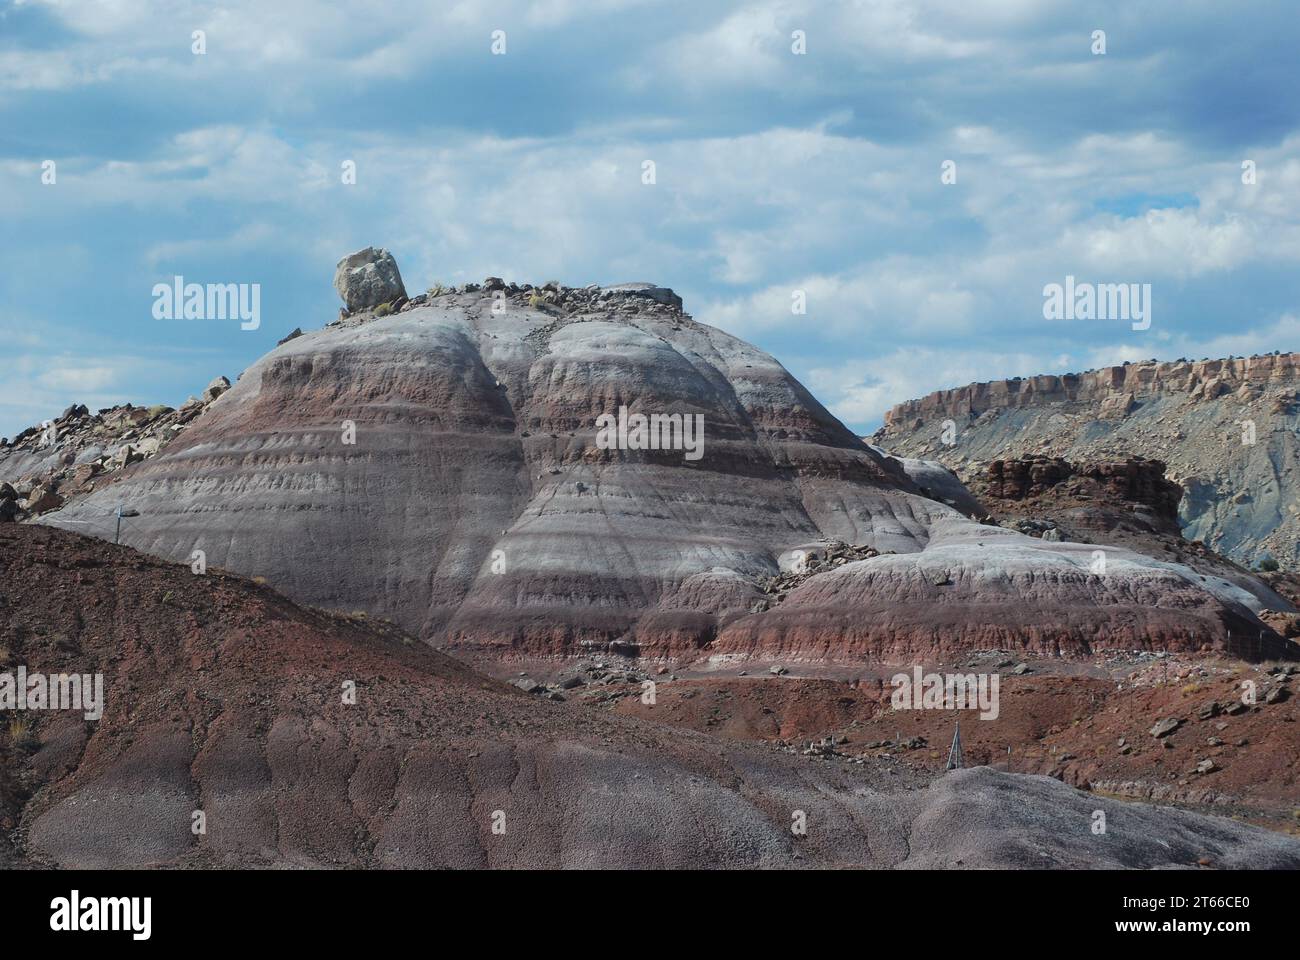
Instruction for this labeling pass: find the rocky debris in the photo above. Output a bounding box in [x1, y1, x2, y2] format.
[205, 376, 231, 401]
[326, 276, 690, 335]
[277, 327, 303, 346]
[1150, 717, 1183, 738]
[602, 282, 684, 312]
[333, 246, 407, 313]
[1099, 391, 1136, 419]
[0, 389, 228, 522]
[759, 541, 883, 604]
[875, 352, 1300, 569]
[513, 661, 658, 704]
[801, 735, 843, 757]
[1257, 607, 1300, 638]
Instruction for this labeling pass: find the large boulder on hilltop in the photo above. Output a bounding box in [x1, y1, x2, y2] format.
[333, 247, 407, 312]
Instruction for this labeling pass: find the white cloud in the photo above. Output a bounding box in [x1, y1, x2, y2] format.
[806, 345, 1070, 430]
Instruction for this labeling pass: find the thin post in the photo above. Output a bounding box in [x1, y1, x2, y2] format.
[946, 721, 963, 771]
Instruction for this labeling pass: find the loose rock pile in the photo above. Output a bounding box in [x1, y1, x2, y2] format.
[328, 272, 687, 331]
[0, 377, 231, 522]
[756, 540, 882, 608]
[511, 660, 662, 703]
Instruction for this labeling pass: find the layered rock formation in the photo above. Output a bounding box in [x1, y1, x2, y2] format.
[6, 523, 1299, 869]
[39, 279, 945, 658]
[30, 274, 1297, 664]
[882, 353, 1300, 426]
[709, 515, 1293, 663]
[876, 354, 1300, 568]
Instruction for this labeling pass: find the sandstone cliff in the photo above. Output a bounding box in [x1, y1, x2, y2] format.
[876, 354, 1300, 569]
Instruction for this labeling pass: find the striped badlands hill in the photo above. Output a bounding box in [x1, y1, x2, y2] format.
[35, 278, 1297, 663]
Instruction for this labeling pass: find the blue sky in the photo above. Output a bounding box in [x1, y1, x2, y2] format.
[2, 0, 1299, 439]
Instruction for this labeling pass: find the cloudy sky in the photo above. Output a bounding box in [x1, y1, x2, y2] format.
[2, 0, 1299, 439]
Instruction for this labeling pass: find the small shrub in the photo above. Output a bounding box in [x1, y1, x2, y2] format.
[7, 716, 38, 751]
[528, 292, 546, 309]
[374, 302, 392, 317]
[427, 283, 446, 297]
[1259, 557, 1280, 572]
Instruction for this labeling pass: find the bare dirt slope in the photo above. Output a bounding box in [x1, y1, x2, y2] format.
[4, 523, 1298, 869]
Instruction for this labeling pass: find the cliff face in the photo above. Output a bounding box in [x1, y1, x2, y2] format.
[876, 354, 1300, 569]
